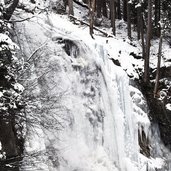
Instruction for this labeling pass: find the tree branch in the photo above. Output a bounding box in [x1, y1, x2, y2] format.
[73, 0, 89, 9]
[69, 15, 113, 38]
[5, 16, 35, 23]
[27, 41, 48, 62]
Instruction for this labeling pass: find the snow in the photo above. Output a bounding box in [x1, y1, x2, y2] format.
[13, 82, 25, 92]
[0, 33, 18, 50]
[0, 142, 6, 159]
[135, 3, 141, 8]
[138, 154, 164, 171]
[25, 126, 45, 153]
[0, 92, 3, 97]
[13, 4, 171, 171]
[166, 103, 171, 111]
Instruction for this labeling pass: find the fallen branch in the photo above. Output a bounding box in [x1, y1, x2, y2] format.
[73, 0, 89, 9]
[69, 15, 113, 38]
[6, 15, 35, 23]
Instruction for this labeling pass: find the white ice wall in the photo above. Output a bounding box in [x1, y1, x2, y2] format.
[14, 13, 165, 171]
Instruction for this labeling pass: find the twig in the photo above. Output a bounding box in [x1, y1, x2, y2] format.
[27, 41, 48, 62]
[73, 0, 89, 9]
[5, 15, 35, 23]
[6, 7, 46, 23]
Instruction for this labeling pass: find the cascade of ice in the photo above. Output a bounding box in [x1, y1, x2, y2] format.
[20, 36, 139, 171]
[14, 13, 167, 171]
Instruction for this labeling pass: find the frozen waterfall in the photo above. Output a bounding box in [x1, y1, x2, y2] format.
[14, 13, 167, 171]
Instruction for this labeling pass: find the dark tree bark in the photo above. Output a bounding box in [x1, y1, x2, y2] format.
[140, 8, 145, 59]
[110, 0, 116, 35]
[123, 0, 127, 21]
[137, 5, 141, 40]
[144, 0, 152, 83]
[89, 0, 96, 38]
[68, 0, 74, 16]
[3, 0, 19, 20]
[96, 0, 102, 17]
[102, 0, 107, 17]
[73, 0, 89, 9]
[154, 32, 163, 97]
[127, 0, 131, 39]
[154, 0, 161, 37]
[117, 0, 121, 19]
[63, 0, 68, 10]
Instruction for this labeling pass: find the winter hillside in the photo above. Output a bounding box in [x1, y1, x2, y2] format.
[0, 0, 171, 170]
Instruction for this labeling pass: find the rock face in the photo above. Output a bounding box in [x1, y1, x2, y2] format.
[141, 65, 171, 149]
[147, 96, 171, 147]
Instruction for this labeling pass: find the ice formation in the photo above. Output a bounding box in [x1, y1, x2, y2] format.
[14, 13, 168, 171]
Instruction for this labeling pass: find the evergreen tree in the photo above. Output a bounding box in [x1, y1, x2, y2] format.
[0, 1, 25, 169]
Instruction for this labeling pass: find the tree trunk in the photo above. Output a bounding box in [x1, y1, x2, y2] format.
[110, 0, 116, 35]
[68, 0, 74, 16]
[127, 0, 131, 39]
[89, 0, 96, 38]
[123, 0, 127, 21]
[96, 0, 102, 17]
[139, 5, 145, 59]
[102, 0, 108, 17]
[154, 0, 160, 37]
[137, 5, 141, 40]
[3, 0, 19, 20]
[154, 34, 163, 97]
[102, 0, 107, 17]
[117, 0, 121, 19]
[144, 0, 152, 83]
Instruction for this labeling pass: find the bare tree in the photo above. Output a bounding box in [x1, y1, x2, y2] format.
[123, 0, 127, 21]
[154, 26, 163, 97]
[89, 0, 96, 38]
[137, 3, 141, 40]
[117, 0, 121, 19]
[110, 0, 116, 35]
[102, 0, 107, 17]
[138, 2, 145, 59]
[127, 0, 131, 39]
[144, 0, 152, 83]
[154, 0, 161, 37]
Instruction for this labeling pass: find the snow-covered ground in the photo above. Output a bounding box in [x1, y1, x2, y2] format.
[11, 1, 171, 170]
